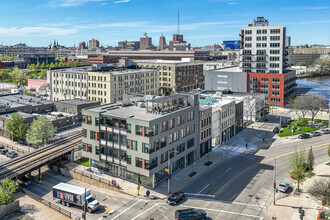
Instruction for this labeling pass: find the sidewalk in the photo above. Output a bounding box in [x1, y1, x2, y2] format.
[267, 163, 330, 220]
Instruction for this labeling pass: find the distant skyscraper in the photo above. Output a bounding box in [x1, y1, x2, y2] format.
[78, 41, 87, 50]
[158, 34, 166, 50]
[89, 38, 100, 50]
[285, 36, 291, 47]
[139, 33, 152, 50]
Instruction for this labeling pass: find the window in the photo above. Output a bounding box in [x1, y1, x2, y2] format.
[272, 91, 280, 96]
[176, 143, 185, 153]
[262, 29, 267, 34]
[270, 29, 280, 34]
[160, 137, 166, 148]
[127, 155, 132, 165]
[135, 125, 143, 135]
[270, 43, 280, 47]
[261, 77, 269, 82]
[82, 129, 87, 138]
[271, 98, 281, 103]
[142, 143, 150, 154]
[149, 157, 158, 170]
[262, 36, 267, 41]
[270, 36, 280, 41]
[270, 57, 280, 61]
[95, 117, 100, 126]
[257, 36, 261, 41]
[242, 50, 251, 55]
[261, 84, 269, 89]
[87, 144, 92, 153]
[87, 116, 92, 125]
[245, 43, 252, 48]
[187, 111, 195, 121]
[272, 84, 280, 90]
[135, 157, 143, 168]
[187, 138, 195, 149]
[127, 124, 131, 133]
[90, 131, 96, 140]
[245, 30, 252, 34]
[129, 140, 138, 151]
[261, 90, 268, 95]
[272, 78, 280, 83]
[270, 50, 280, 54]
[245, 36, 252, 41]
[270, 63, 279, 68]
[257, 30, 261, 34]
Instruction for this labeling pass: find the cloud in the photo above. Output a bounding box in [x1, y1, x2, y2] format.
[228, 2, 238, 5]
[48, 0, 108, 7]
[0, 26, 78, 37]
[282, 6, 330, 10]
[114, 0, 130, 3]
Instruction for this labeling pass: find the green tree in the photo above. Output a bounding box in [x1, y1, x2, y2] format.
[0, 69, 11, 81]
[35, 63, 41, 69]
[328, 144, 330, 158]
[0, 55, 13, 61]
[288, 148, 307, 191]
[49, 62, 55, 68]
[9, 68, 25, 85]
[306, 147, 314, 171]
[4, 113, 27, 141]
[296, 62, 308, 67]
[27, 116, 56, 148]
[0, 179, 18, 206]
[39, 70, 47, 79]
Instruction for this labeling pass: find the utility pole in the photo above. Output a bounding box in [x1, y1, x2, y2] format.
[167, 152, 171, 195]
[273, 158, 276, 205]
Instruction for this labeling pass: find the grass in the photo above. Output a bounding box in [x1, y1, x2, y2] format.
[278, 118, 328, 137]
[79, 159, 89, 167]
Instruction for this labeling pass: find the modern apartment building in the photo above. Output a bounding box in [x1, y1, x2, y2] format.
[81, 93, 200, 188]
[136, 59, 204, 95]
[87, 68, 158, 104]
[240, 17, 286, 74]
[50, 67, 88, 101]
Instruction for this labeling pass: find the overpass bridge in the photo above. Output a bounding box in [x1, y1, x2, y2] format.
[0, 133, 82, 181]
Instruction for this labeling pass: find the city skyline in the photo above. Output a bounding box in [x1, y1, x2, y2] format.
[0, 0, 329, 47]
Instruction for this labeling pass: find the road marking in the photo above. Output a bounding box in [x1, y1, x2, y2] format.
[185, 193, 215, 198]
[180, 205, 263, 220]
[261, 142, 330, 163]
[186, 197, 266, 208]
[198, 184, 209, 194]
[215, 142, 330, 196]
[230, 193, 237, 201]
[225, 167, 232, 172]
[111, 199, 143, 220]
[131, 202, 164, 220]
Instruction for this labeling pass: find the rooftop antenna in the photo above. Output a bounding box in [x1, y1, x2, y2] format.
[177, 8, 180, 34]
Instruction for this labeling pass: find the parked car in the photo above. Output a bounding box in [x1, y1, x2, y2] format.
[0, 149, 8, 155]
[309, 131, 321, 137]
[0, 145, 4, 150]
[298, 133, 310, 139]
[320, 128, 330, 134]
[6, 151, 18, 158]
[17, 176, 31, 186]
[167, 191, 185, 205]
[277, 182, 290, 192]
[273, 127, 280, 133]
[175, 209, 207, 220]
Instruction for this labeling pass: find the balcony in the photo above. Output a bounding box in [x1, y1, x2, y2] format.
[113, 157, 120, 164]
[113, 142, 120, 149]
[121, 160, 127, 166]
[100, 140, 106, 146]
[100, 125, 106, 131]
[100, 154, 107, 161]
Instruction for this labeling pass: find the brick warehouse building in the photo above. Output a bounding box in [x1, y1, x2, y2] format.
[247, 71, 296, 107]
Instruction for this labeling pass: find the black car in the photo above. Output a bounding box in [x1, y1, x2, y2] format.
[0, 145, 4, 150]
[17, 176, 31, 186]
[175, 209, 207, 220]
[273, 127, 280, 133]
[167, 191, 185, 205]
[0, 149, 8, 155]
[6, 151, 18, 158]
[298, 133, 310, 139]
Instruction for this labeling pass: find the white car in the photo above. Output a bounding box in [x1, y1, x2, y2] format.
[277, 182, 290, 192]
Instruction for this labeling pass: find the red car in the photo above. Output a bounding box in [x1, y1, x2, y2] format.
[290, 170, 299, 179]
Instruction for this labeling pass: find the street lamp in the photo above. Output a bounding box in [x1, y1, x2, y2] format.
[168, 150, 180, 195]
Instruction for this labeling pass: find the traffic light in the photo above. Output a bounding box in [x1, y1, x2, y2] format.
[298, 207, 305, 219]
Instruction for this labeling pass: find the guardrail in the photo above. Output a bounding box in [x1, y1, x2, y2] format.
[23, 188, 72, 219]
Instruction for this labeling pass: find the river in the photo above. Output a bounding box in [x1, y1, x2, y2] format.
[296, 75, 330, 99]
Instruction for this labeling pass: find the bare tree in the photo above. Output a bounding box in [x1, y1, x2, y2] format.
[290, 94, 327, 120]
[307, 178, 330, 204]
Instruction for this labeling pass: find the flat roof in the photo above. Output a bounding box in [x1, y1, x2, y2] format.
[211, 66, 241, 72]
[0, 112, 37, 120]
[136, 60, 201, 66]
[56, 99, 100, 106]
[0, 94, 53, 109]
[53, 183, 88, 195]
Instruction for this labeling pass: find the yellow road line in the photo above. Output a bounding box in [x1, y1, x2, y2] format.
[215, 142, 329, 196]
[260, 142, 330, 163]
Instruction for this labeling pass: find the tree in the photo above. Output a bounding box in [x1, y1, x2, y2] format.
[4, 113, 27, 141]
[288, 148, 307, 191]
[306, 147, 314, 171]
[40, 62, 46, 69]
[314, 57, 330, 73]
[0, 69, 11, 81]
[0, 179, 18, 206]
[39, 70, 47, 79]
[290, 95, 309, 118]
[290, 94, 327, 120]
[0, 55, 13, 61]
[307, 178, 330, 204]
[9, 68, 25, 85]
[296, 62, 308, 67]
[27, 116, 56, 148]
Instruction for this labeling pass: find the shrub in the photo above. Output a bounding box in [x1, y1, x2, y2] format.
[297, 118, 308, 127]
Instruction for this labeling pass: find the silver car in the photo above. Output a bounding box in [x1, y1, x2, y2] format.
[320, 128, 330, 134]
[277, 182, 290, 192]
[309, 131, 321, 137]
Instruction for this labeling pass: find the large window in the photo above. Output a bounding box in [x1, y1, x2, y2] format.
[135, 157, 143, 168]
[127, 123, 131, 133]
[135, 125, 143, 135]
[149, 157, 158, 170]
[270, 29, 281, 34]
[87, 116, 92, 125]
[82, 129, 87, 138]
[272, 78, 281, 83]
[272, 91, 280, 96]
[261, 77, 269, 82]
[87, 144, 92, 153]
[187, 138, 195, 149]
[128, 140, 138, 151]
[127, 155, 132, 165]
[142, 143, 150, 154]
[272, 85, 280, 90]
[160, 137, 166, 148]
[90, 131, 96, 140]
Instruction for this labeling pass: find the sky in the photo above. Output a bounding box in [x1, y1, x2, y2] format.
[0, 0, 329, 47]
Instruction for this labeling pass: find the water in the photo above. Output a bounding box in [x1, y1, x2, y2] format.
[296, 76, 330, 99]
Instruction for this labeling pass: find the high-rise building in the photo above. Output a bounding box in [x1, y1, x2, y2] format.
[140, 33, 152, 50]
[158, 35, 166, 50]
[240, 17, 286, 74]
[89, 38, 100, 50]
[285, 36, 291, 47]
[78, 41, 87, 50]
[81, 93, 200, 188]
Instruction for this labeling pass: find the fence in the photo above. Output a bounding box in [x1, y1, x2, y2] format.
[22, 188, 72, 219]
[0, 200, 20, 217]
[0, 141, 29, 154]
